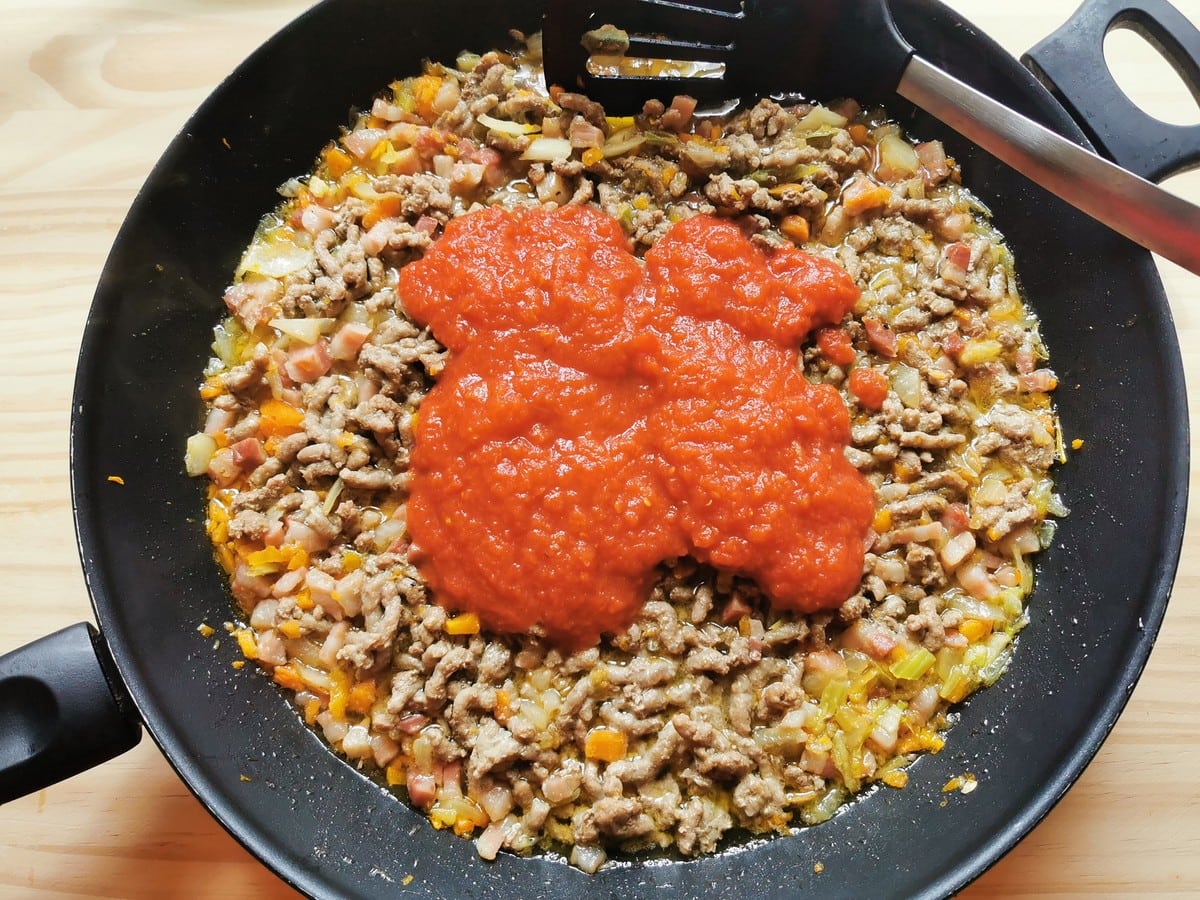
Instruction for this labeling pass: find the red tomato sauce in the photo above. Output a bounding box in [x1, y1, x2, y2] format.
[400, 206, 875, 649]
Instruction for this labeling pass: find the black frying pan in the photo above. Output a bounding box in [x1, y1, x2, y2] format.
[0, 1, 1194, 896]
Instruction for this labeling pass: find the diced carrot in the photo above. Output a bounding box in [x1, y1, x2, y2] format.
[244, 545, 290, 574]
[842, 177, 892, 216]
[848, 367, 889, 410]
[328, 668, 352, 720]
[412, 74, 443, 121]
[848, 123, 870, 145]
[958, 618, 991, 642]
[584, 727, 627, 763]
[304, 697, 322, 726]
[233, 628, 258, 660]
[273, 664, 305, 692]
[278, 620, 302, 640]
[494, 689, 511, 724]
[323, 146, 354, 178]
[815, 326, 856, 366]
[362, 194, 403, 231]
[897, 727, 946, 755]
[872, 508, 892, 534]
[347, 680, 377, 715]
[880, 768, 909, 789]
[199, 376, 224, 400]
[258, 397, 305, 438]
[892, 456, 921, 483]
[386, 762, 406, 786]
[445, 611, 481, 636]
[780, 214, 811, 244]
[582, 147, 604, 167]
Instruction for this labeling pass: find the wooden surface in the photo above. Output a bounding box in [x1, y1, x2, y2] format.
[2, 1, 1199, 896]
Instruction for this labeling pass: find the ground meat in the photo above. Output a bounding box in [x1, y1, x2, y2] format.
[577, 796, 655, 843]
[733, 773, 787, 820]
[467, 718, 523, 783]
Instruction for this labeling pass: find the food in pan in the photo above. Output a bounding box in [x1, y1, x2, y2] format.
[188, 35, 1063, 871]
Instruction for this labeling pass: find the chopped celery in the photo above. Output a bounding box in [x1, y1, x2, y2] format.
[939, 664, 975, 703]
[890, 647, 936, 681]
[801, 787, 846, 825]
[831, 732, 860, 792]
[978, 647, 1013, 686]
[819, 677, 850, 719]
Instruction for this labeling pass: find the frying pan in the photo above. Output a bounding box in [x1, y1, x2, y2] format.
[0, 0, 1195, 896]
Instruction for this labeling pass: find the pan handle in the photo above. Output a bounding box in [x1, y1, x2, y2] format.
[1021, 0, 1200, 182]
[0, 624, 142, 804]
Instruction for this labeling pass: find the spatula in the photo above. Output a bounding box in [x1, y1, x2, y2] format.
[542, 0, 1200, 275]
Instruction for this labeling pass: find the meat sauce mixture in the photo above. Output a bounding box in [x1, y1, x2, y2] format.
[405, 206, 874, 648]
[189, 35, 1063, 872]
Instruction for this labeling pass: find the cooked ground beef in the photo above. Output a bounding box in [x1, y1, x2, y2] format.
[191, 36, 1062, 874]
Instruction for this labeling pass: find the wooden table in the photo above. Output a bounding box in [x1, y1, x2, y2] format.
[2, 1, 1199, 896]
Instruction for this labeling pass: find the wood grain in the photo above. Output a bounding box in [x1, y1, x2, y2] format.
[1, 1, 1198, 896]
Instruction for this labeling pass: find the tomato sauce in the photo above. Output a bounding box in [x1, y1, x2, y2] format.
[400, 206, 875, 648]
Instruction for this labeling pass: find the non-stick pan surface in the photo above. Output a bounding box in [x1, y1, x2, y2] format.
[53, 0, 1190, 896]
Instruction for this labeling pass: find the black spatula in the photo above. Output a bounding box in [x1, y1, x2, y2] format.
[542, 0, 1200, 275]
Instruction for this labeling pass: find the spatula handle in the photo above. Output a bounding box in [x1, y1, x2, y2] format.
[898, 54, 1200, 276]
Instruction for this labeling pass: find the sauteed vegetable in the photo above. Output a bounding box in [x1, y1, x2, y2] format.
[188, 35, 1061, 871]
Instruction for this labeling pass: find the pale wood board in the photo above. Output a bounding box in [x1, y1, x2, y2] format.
[2, 0, 1199, 896]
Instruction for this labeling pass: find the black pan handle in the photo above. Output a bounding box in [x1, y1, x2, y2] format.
[0, 624, 142, 804]
[1022, 0, 1200, 182]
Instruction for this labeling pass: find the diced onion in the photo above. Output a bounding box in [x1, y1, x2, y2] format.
[939, 531, 976, 570]
[1046, 492, 1070, 517]
[322, 476, 345, 516]
[185, 432, 217, 477]
[372, 515, 407, 553]
[601, 127, 646, 159]
[878, 132, 920, 178]
[891, 364, 922, 409]
[269, 317, 335, 344]
[341, 724, 373, 759]
[477, 113, 541, 135]
[794, 105, 848, 134]
[456, 51, 482, 73]
[236, 238, 314, 279]
[569, 844, 607, 875]
[945, 592, 1006, 623]
[475, 823, 507, 861]
[520, 137, 572, 161]
[210, 321, 244, 367]
[802, 787, 846, 825]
